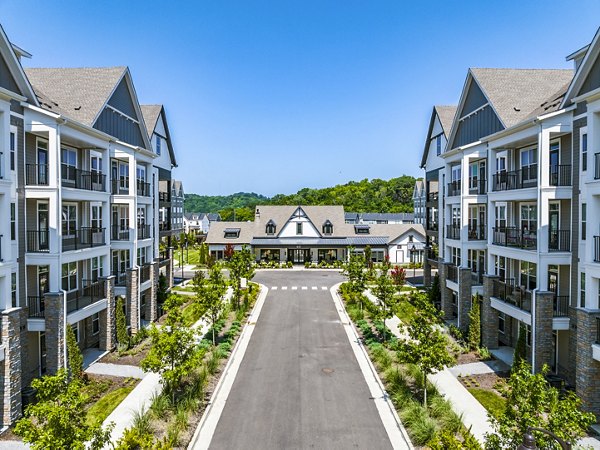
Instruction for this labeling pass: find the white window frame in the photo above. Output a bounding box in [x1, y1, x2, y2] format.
[9, 125, 16, 171]
[581, 126, 588, 172]
[62, 261, 77, 293]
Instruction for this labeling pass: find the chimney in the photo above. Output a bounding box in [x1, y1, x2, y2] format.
[255, 208, 260, 220]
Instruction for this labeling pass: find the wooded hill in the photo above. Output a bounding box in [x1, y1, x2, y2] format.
[183, 176, 418, 221]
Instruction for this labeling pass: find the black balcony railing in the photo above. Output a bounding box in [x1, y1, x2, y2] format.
[111, 225, 130, 241]
[61, 165, 106, 191]
[446, 225, 461, 240]
[491, 278, 532, 312]
[447, 264, 458, 283]
[27, 230, 50, 253]
[66, 280, 104, 314]
[28, 296, 45, 318]
[595, 236, 600, 263]
[62, 227, 106, 251]
[159, 191, 170, 202]
[137, 180, 151, 197]
[113, 271, 127, 286]
[426, 248, 438, 261]
[111, 179, 129, 195]
[159, 222, 171, 232]
[553, 295, 569, 317]
[492, 227, 537, 249]
[468, 225, 486, 240]
[595, 153, 600, 180]
[26, 164, 49, 185]
[492, 166, 538, 191]
[0, 152, 4, 179]
[549, 229, 570, 252]
[447, 181, 461, 196]
[426, 221, 439, 232]
[137, 224, 151, 240]
[426, 191, 439, 203]
[140, 264, 151, 283]
[471, 270, 484, 285]
[596, 317, 600, 345]
[549, 165, 572, 187]
[468, 178, 487, 195]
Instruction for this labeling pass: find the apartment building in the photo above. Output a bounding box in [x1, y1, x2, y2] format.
[420, 26, 600, 416]
[0, 23, 178, 425]
[412, 180, 425, 225]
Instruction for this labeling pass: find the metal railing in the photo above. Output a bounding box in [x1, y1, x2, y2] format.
[596, 317, 600, 345]
[137, 180, 151, 197]
[140, 264, 151, 283]
[447, 264, 458, 283]
[549, 165, 572, 186]
[159, 222, 171, 231]
[468, 225, 486, 240]
[468, 178, 487, 195]
[28, 296, 45, 318]
[447, 181, 461, 197]
[594, 236, 600, 263]
[159, 191, 170, 202]
[595, 153, 600, 180]
[548, 230, 570, 252]
[111, 179, 129, 195]
[66, 280, 104, 313]
[62, 227, 106, 251]
[111, 225, 130, 241]
[492, 227, 537, 249]
[446, 225, 460, 240]
[426, 248, 438, 261]
[491, 278, 532, 312]
[27, 230, 50, 253]
[471, 270, 484, 285]
[61, 165, 106, 191]
[426, 191, 438, 203]
[26, 164, 49, 185]
[137, 224, 151, 239]
[553, 295, 569, 317]
[492, 166, 538, 191]
[112, 271, 127, 286]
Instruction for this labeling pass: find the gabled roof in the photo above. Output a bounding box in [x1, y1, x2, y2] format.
[205, 221, 255, 245]
[141, 104, 178, 167]
[0, 23, 38, 104]
[420, 105, 456, 168]
[562, 27, 600, 106]
[254, 205, 348, 238]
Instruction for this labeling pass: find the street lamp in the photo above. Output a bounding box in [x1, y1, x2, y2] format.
[517, 427, 572, 450]
[411, 245, 417, 278]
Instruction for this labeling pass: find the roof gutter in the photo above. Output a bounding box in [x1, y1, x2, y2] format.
[0, 86, 26, 103]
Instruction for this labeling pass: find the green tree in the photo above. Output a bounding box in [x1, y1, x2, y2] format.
[373, 267, 398, 342]
[194, 266, 227, 345]
[228, 245, 254, 310]
[485, 361, 595, 449]
[428, 273, 441, 308]
[343, 248, 367, 307]
[513, 323, 527, 368]
[468, 294, 481, 351]
[141, 295, 198, 403]
[66, 325, 83, 380]
[397, 292, 454, 406]
[364, 245, 372, 268]
[115, 297, 129, 350]
[14, 369, 113, 450]
[157, 273, 168, 306]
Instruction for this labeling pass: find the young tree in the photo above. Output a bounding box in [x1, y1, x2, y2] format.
[485, 361, 595, 449]
[141, 295, 198, 403]
[343, 248, 367, 307]
[157, 273, 168, 305]
[397, 292, 454, 406]
[390, 265, 406, 289]
[194, 266, 227, 345]
[224, 243, 235, 260]
[468, 294, 481, 351]
[428, 273, 441, 309]
[513, 323, 527, 369]
[14, 369, 113, 450]
[373, 268, 398, 342]
[364, 245, 372, 268]
[66, 325, 83, 380]
[115, 297, 129, 350]
[228, 244, 255, 310]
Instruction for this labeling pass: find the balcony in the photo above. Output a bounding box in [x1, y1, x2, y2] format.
[27, 230, 50, 253]
[548, 230, 570, 252]
[553, 295, 569, 317]
[549, 165, 572, 187]
[137, 180, 151, 197]
[492, 227, 537, 249]
[492, 166, 538, 191]
[138, 224, 151, 240]
[159, 222, 171, 232]
[447, 181, 461, 197]
[426, 247, 438, 262]
[111, 225, 130, 241]
[140, 264, 151, 283]
[159, 191, 170, 202]
[426, 220, 438, 232]
[447, 264, 458, 283]
[62, 227, 106, 251]
[468, 178, 487, 195]
[471, 270, 484, 286]
[66, 280, 105, 314]
[595, 236, 600, 262]
[491, 278, 532, 312]
[426, 191, 438, 205]
[111, 179, 129, 195]
[446, 225, 460, 240]
[468, 225, 486, 241]
[61, 165, 106, 192]
[112, 271, 127, 287]
[26, 164, 49, 186]
[28, 296, 45, 318]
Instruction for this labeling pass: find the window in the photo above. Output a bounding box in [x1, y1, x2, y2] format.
[451, 206, 460, 227]
[156, 136, 162, 155]
[525, 324, 532, 347]
[62, 204, 77, 236]
[451, 247, 461, 266]
[71, 324, 79, 344]
[520, 261, 536, 291]
[582, 133, 588, 171]
[11, 272, 16, 308]
[10, 203, 15, 240]
[496, 255, 506, 280]
[91, 205, 102, 230]
[436, 135, 442, 156]
[61, 148, 77, 182]
[498, 312, 505, 334]
[582, 203, 587, 241]
[92, 313, 100, 335]
[62, 262, 77, 292]
[10, 128, 16, 171]
[265, 220, 276, 235]
[224, 228, 240, 238]
[136, 166, 146, 183]
[318, 249, 337, 263]
[408, 235, 413, 242]
[296, 222, 303, 235]
[520, 204, 537, 234]
[91, 256, 102, 282]
[119, 162, 129, 189]
[451, 165, 461, 182]
[354, 225, 370, 234]
[520, 147, 537, 182]
[138, 247, 147, 266]
[496, 155, 506, 173]
[322, 220, 333, 235]
[581, 273, 586, 308]
[260, 249, 280, 261]
[469, 162, 478, 189]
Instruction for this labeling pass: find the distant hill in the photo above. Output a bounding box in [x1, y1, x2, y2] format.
[183, 176, 418, 221]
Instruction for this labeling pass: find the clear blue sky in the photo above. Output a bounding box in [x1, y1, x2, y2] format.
[1, 1, 599, 196]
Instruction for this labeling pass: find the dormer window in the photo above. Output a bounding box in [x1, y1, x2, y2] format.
[354, 224, 370, 234]
[296, 223, 303, 235]
[266, 220, 276, 235]
[322, 220, 333, 235]
[224, 228, 240, 239]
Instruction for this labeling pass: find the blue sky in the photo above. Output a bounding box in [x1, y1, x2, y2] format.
[1, 1, 599, 196]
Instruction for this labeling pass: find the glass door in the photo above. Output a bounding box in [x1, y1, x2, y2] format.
[550, 142, 559, 184]
[90, 153, 102, 189]
[549, 203, 559, 250]
[37, 142, 48, 185]
[38, 202, 49, 251]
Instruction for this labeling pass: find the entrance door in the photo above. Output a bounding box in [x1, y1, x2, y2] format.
[288, 249, 310, 263]
[38, 266, 49, 316]
[37, 145, 48, 184]
[90, 154, 102, 190]
[550, 143, 559, 185]
[549, 203, 559, 249]
[38, 202, 49, 251]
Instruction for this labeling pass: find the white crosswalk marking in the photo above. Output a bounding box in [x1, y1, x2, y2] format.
[282, 286, 288, 290]
[272, 286, 278, 290]
[302, 286, 308, 290]
[292, 286, 297, 290]
[321, 286, 327, 290]
[311, 286, 317, 290]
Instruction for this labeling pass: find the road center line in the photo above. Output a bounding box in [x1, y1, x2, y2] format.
[292, 286, 298, 290]
[302, 286, 308, 290]
[282, 286, 288, 290]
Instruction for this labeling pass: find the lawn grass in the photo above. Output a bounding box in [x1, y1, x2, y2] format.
[395, 299, 416, 324]
[86, 385, 135, 425]
[182, 301, 202, 327]
[468, 387, 506, 419]
[173, 248, 201, 265]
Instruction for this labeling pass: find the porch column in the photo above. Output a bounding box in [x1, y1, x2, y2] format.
[1, 307, 22, 425]
[533, 291, 554, 373]
[575, 309, 600, 419]
[44, 292, 66, 374]
[439, 262, 454, 320]
[99, 276, 116, 351]
[126, 268, 140, 334]
[458, 267, 473, 334]
[482, 275, 499, 349]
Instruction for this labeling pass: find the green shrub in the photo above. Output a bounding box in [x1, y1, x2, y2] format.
[66, 325, 83, 380]
[400, 401, 437, 445]
[116, 297, 129, 349]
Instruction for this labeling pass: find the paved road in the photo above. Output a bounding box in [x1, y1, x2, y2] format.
[208, 270, 394, 450]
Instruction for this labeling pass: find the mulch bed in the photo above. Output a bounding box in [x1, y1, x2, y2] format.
[99, 338, 152, 366]
[457, 371, 509, 393]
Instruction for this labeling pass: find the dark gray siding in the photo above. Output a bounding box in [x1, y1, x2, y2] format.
[453, 104, 503, 149]
[462, 81, 486, 116]
[575, 102, 587, 116]
[560, 134, 572, 166]
[10, 100, 23, 114]
[425, 169, 439, 182]
[580, 55, 600, 96]
[0, 54, 20, 95]
[157, 167, 171, 181]
[107, 78, 138, 120]
[12, 114, 25, 307]
[94, 107, 145, 148]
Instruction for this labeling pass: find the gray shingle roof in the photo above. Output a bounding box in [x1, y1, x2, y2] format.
[140, 104, 162, 135]
[434, 105, 457, 137]
[470, 68, 574, 128]
[24, 67, 126, 126]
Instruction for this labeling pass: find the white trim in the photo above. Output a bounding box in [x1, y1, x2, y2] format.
[9, 111, 24, 119]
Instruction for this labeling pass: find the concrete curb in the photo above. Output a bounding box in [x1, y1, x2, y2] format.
[187, 284, 269, 450]
[330, 282, 413, 450]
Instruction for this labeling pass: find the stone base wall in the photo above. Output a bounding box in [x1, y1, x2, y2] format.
[458, 268, 473, 334]
[127, 268, 140, 334]
[482, 275, 499, 349]
[167, 247, 174, 289]
[44, 292, 65, 374]
[439, 262, 454, 320]
[533, 291, 554, 373]
[146, 261, 159, 322]
[575, 308, 600, 418]
[423, 254, 431, 288]
[1, 308, 22, 426]
[100, 276, 116, 351]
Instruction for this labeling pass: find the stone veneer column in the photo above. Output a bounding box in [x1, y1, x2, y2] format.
[146, 261, 159, 323]
[1, 308, 22, 426]
[482, 275, 499, 349]
[44, 292, 65, 375]
[166, 247, 174, 289]
[423, 247, 431, 287]
[99, 276, 116, 351]
[439, 262, 453, 320]
[127, 268, 140, 334]
[533, 291, 554, 373]
[575, 309, 600, 418]
[458, 267, 473, 334]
